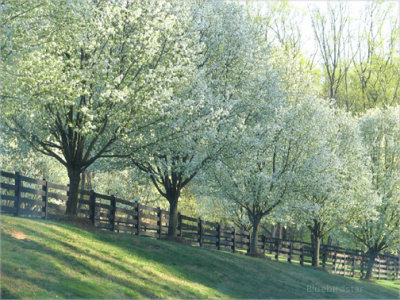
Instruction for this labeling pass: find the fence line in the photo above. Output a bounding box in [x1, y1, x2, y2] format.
[1, 170, 398, 280]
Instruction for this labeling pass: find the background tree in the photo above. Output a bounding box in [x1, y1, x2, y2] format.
[350, 2, 400, 111]
[207, 94, 340, 255]
[310, 2, 354, 109]
[346, 106, 399, 279]
[285, 107, 377, 267]
[1, 0, 194, 215]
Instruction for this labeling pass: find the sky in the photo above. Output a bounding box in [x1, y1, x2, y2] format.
[240, 0, 400, 59]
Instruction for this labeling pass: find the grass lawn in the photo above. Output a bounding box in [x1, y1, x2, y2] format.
[1, 215, 398, 299]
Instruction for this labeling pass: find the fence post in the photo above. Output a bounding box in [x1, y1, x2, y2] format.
[89, 190, 96, 225]
[377, 257, 381, 280]
[343, 253, 347, 276]
[232, 227, 236, 253]
[157, 207, 162, 239]
[178, 212, 182, 238]
[322, 246, 327, 269]
[14, 172, 21, 217]
[198, 218, 203, 247]
[275, 239, 280, 260]
[216, 223, 221, 250]
[110, 195, 116, 232]
[136, 203, 141, 236]
[247, 231, 251, 254]
[42, 179, 48, 219]
[333, 249, 338, 273]
[288, 241, 292, 263]
[262, 235, 266, 255]
[351, 255, 355, 277]
[300, 246, 304, 266]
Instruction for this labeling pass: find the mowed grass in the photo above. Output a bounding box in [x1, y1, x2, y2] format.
[1, 215, 398, 299]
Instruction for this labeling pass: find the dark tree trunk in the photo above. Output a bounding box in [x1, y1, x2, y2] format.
[311, 234, 322, 267]
[364, 249, 378, 280]
[249, 218, 261, 254]
[167, 196, 179, 238]
[66, 168, 81, 215]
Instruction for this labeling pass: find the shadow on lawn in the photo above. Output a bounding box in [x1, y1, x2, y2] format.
[2, 222, 212, 299]
[2, 218, 397, 299]
[86, 227, 397, 299]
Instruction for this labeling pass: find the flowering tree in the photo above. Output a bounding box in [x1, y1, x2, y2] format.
[128, 1, 277, 238]
[208, 92, 340, 255]
[1, 0, 194, 215]
[346, 106, 399, 279]
[285, 106, 377, 267]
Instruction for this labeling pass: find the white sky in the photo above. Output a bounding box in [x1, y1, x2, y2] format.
[240, 0, 400, 57]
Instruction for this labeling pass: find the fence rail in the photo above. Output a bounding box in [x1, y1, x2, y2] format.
[1, 170, 398, 280]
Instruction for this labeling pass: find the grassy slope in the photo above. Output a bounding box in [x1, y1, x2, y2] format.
[1, 215, 398, 299]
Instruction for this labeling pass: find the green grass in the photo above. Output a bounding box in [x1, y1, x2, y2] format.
[1, 215, 398, 299]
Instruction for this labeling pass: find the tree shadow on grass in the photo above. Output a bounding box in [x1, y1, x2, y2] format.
[3, 218, 397, 299]
[2, 225, 212, 299]
[87, 229, 398, 299]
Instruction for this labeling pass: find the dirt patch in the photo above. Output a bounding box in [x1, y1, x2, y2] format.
[4, 230, 28, 240]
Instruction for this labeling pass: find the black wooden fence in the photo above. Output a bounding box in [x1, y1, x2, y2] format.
[1, 170, 398, 280]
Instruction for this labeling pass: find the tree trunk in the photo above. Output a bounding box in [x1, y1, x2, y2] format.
[249, 218, 261, 254]
[311, 234, 322, 267]
[167, 197, 179, 238]
[66, 168, 81, 215]
[364, 249, 378, 280]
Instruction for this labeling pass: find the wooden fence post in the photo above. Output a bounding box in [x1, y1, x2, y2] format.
[351, 255, 355, 277]
[262, 235, 266, 255]
[89, 190, 96, 225]
[157, 207, 162, 239]
[14, 172, 21, 217]
[136, 203, 141, 236]
[300, 246, 304, 266]
[288, 241, 293, 263]
[343, 253, 347, 276]
[275, 238, 280, 260]
[377, 257, 381, 280]
[216, 223, 221, 250]
[178, 212, 182, 238]
[333, 249, 338, 273]
[42, 179, 48, 219]
[232, 227, 236, 253]
[198, 218, 203, 247]
[110, 195, 116, 232]
[247, 231, 251, 254]
[322, 246, 327, 269]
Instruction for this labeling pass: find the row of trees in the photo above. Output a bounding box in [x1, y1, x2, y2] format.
[1, 0, 398, 280]
[256, 1, 399, 112]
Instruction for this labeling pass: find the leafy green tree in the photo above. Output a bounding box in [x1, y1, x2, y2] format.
[350, 2, 400, 111]
[1, 0, 195, 215]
